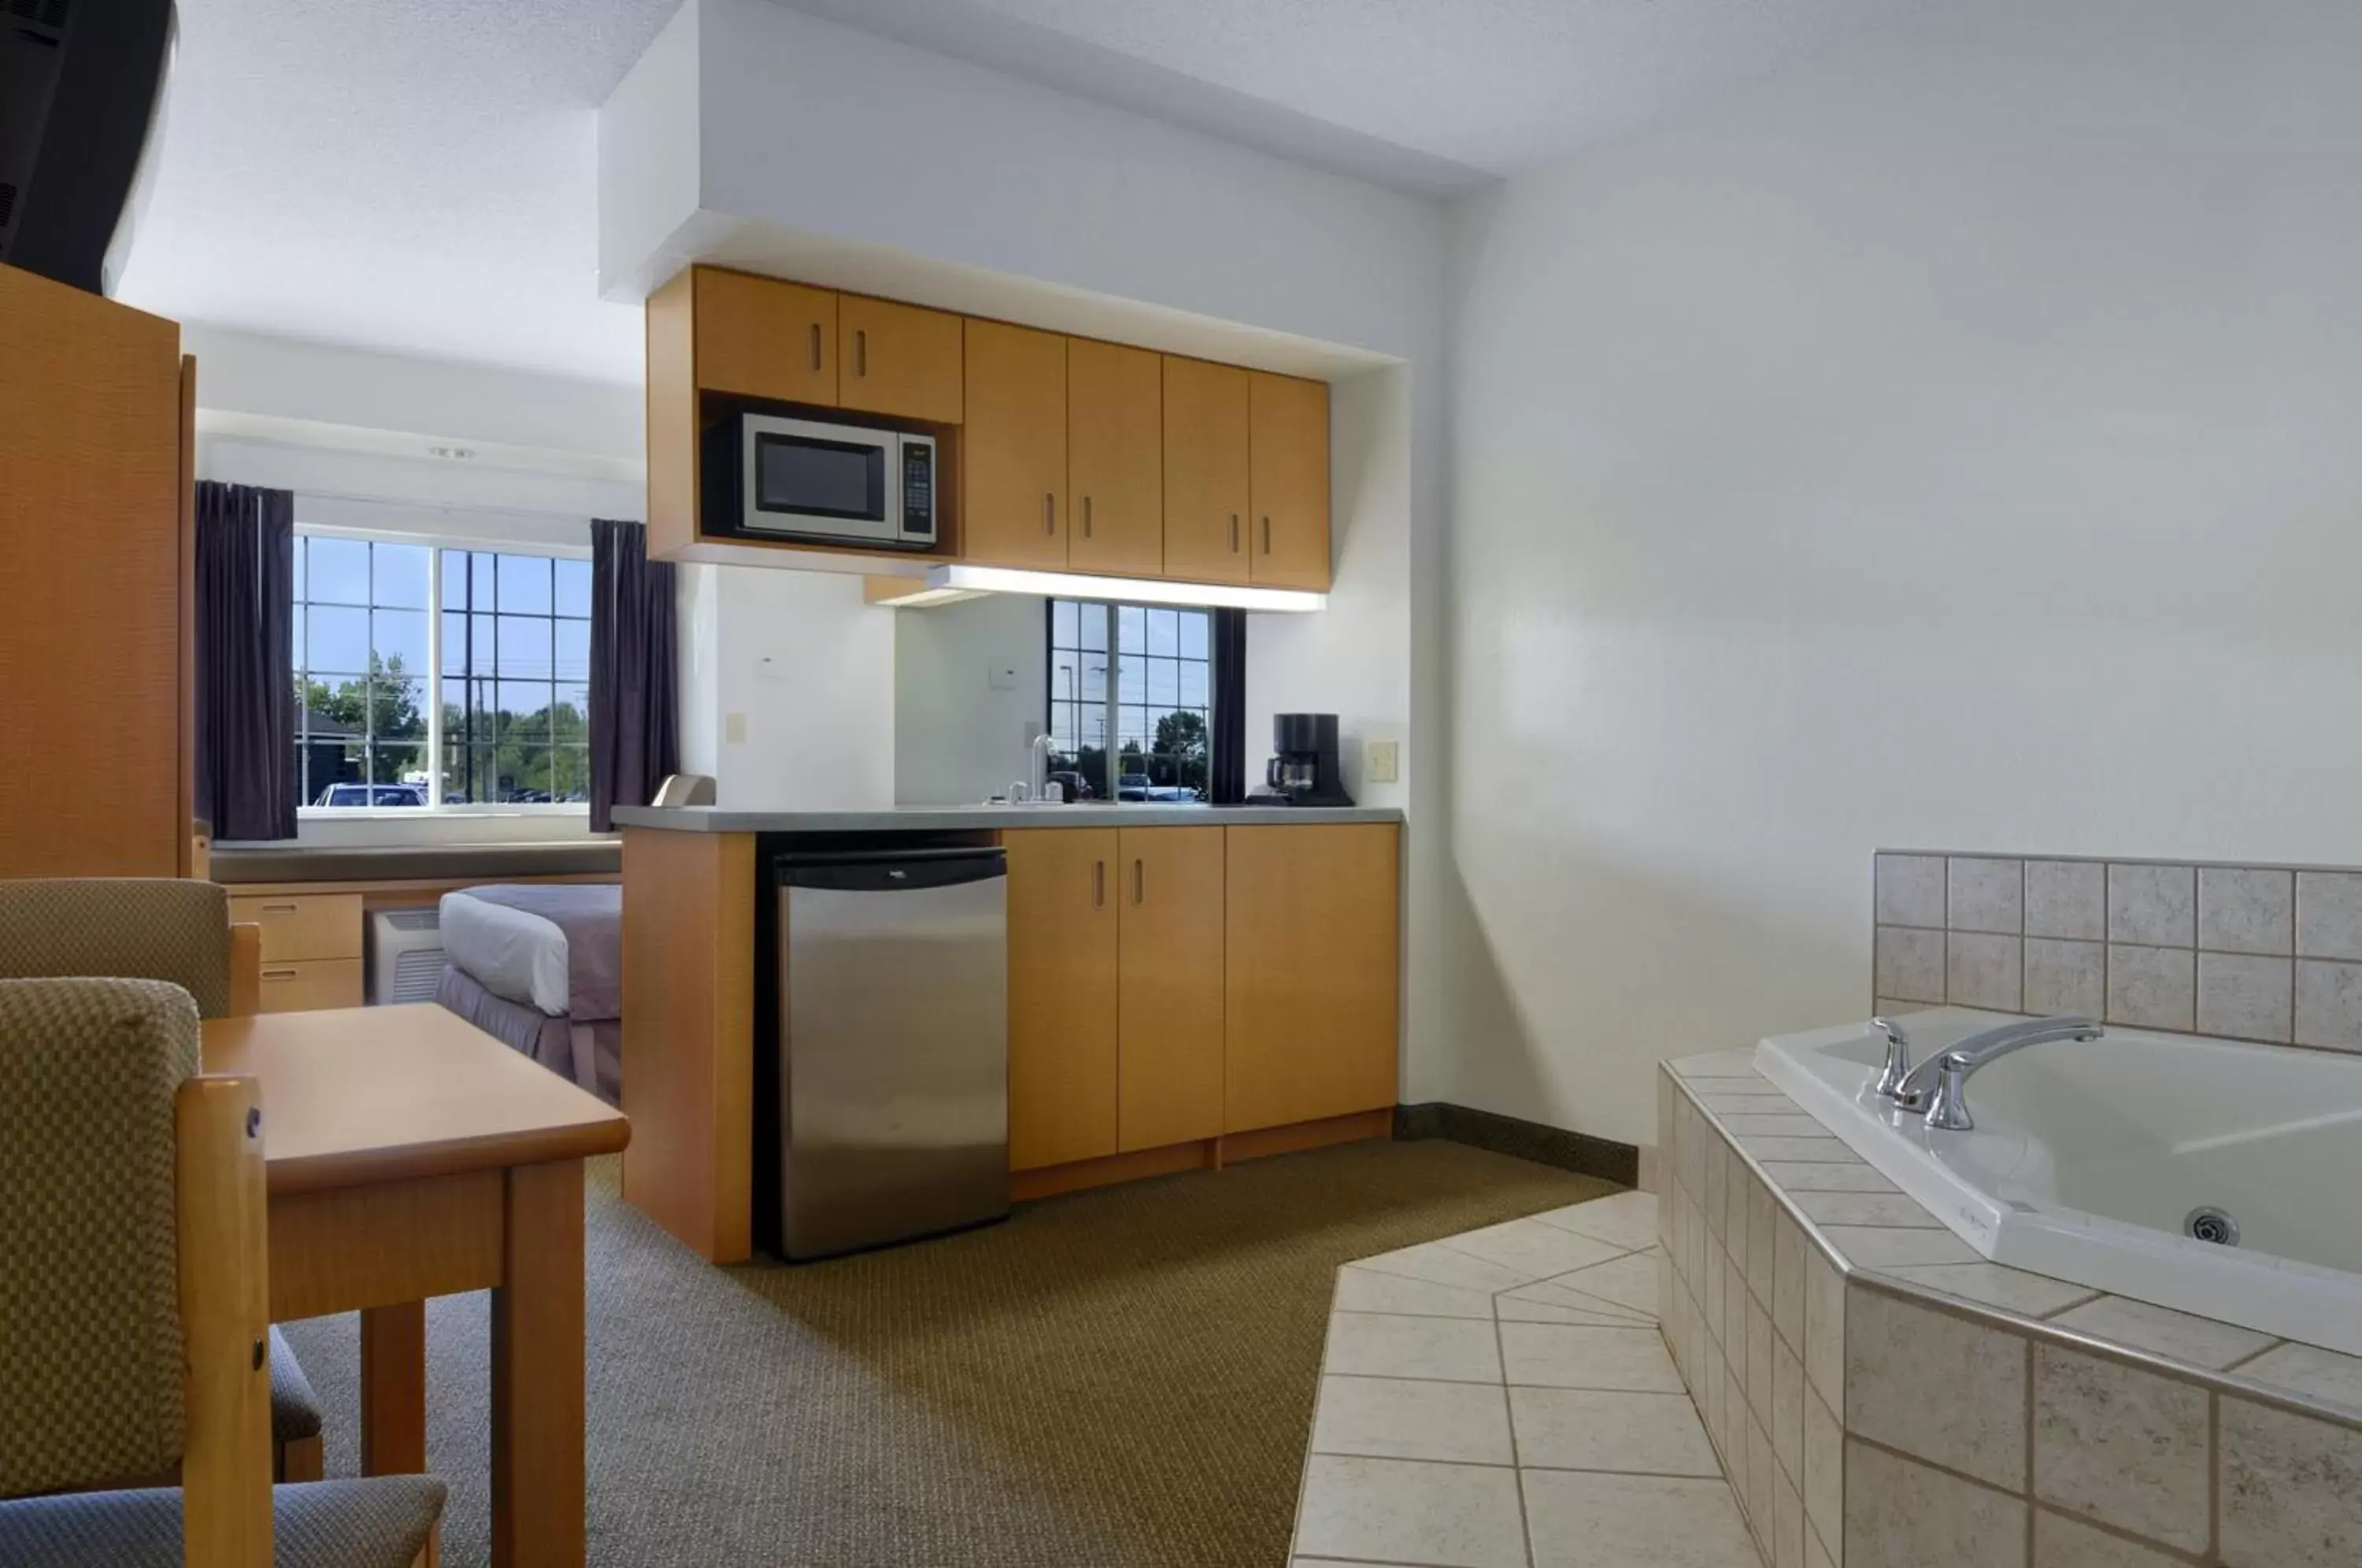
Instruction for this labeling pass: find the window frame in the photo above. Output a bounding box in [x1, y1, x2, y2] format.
[293, 523, 595, 817]
[1043, 598, 1215, 804]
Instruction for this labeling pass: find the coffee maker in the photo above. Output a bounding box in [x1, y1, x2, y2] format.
[1246, 713, 1355, 807]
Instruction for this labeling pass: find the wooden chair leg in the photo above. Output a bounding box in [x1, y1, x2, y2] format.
[410, 1521, 441, 1568]
[178, 1075, 272, 1568]
[278, 1433, 324, 1483]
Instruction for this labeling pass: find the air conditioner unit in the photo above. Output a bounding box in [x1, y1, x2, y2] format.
[368, 906, 446, 1006]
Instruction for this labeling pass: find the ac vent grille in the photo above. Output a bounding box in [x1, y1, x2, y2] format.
[382, 908, 441, 932]
[388, 946, 446, 1004]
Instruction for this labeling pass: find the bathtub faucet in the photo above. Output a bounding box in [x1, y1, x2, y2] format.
[1893, 1015, 2105, 1132]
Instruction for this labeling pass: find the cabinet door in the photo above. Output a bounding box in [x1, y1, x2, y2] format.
[1160, 357, 1252, 584]
[1067, 340, 1164, 577]
[839, 295, 964, 423]
[1005, 828, 1120, 1170]
[1248, 371, 1331, 590]
[963, 320, 1069, 568]
[1116, 827, 1225, 1152]
[1224, 825, 1400, 1133]
[694, 269, 837, 406]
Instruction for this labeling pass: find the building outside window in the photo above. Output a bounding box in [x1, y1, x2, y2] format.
[294, 532, 590, 808]
[1045, 600, 1212, 802]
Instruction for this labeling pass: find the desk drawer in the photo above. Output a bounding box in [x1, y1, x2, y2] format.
[254, 958, 365, 1013]
[231, 893, 364, 962]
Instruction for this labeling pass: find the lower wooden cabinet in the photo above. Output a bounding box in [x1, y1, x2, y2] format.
[1224, 824, 1400, 1133]
[229, 891, 367, 1011]
[255, 958, 365, 1014]
[1006, 822, 1399, 1170]
[1005, 828, 1120, 1170]
[1115, 827, 1225, 1152]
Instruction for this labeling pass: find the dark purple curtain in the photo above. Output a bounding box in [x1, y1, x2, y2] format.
[1209, 607, 1248, 804]
[194, 483, 298, 841]
[589, 520, 679, 833]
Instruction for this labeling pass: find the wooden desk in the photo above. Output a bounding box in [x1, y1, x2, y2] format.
[202, 1005, 631, 1568]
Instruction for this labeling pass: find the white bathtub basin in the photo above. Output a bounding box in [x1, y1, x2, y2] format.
[1755, 1008, 2362, 1355]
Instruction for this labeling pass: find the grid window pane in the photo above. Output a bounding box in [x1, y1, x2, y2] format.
[372, 542, 431, 609]
[441, 611, 469, 677]
[306, 538, 369, 603]
[1179, 612, 1207, 660]
[554, 558, 593, 619]
[1116, 605, 1146, 653]
[554, 619, 590, 682]
[1046, 598, 1221, 806]
[371, 608, 431, 674]
[496, 615, 553, 679]
[1146, 657, 1178, 708]
[497, 682, 554, 739]
[1051, 600, 1078, 649]
[553, 684, 590, 743]
[1117, 656, 1145, 704]
[376, 675, 429, 741]
[1079, 605, 1107, 653]
[496, 555, 553, 615]
[306, 605, 368, 672]
[1179, 661, 1208, 708]
[1147, 608, 1179, 656]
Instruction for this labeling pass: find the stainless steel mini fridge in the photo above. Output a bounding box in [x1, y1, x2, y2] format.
[771, 845, 1009, 1259]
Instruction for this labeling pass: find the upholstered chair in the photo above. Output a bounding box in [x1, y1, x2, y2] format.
[0, 878, 323, 1478]
[0, 978, 444, 1566]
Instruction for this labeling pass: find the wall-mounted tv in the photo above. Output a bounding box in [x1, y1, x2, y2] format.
[0, 0, 176, 297]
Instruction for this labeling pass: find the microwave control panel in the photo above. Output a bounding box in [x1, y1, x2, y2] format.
[901, 439, 936, 542]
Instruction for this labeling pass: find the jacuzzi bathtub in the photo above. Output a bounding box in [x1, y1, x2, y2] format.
[1754, 1007, 2362, 1355]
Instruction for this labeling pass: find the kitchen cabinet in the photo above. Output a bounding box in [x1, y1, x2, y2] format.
[694, 270, 837, 407]
[1224, 824, 1399, 1133]
[838, 294, 964, 423]
[1115, 827, 1225, 1152]
[1005, 827, 1119, 1170]
[963, 320, 1070, 570]
[1160, 357, 1253, 584]
[1248, 372, 1332, 590]
[1066, 339, 1164, 577]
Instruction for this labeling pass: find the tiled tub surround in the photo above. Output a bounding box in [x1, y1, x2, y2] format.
[1661, 1051, 2362, 1568]
[1872, 852, 2362, 1051]
[1290, 1189, 1766, 1568]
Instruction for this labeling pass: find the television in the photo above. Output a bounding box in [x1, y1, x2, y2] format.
[0, 0, 176, 297]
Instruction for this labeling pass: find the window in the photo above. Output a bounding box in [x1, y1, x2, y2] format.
[294, 533, 591, 809]
[1046, 601, 1212, 802]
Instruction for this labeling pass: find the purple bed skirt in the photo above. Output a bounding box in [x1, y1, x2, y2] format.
[435, 963, 620, 1106]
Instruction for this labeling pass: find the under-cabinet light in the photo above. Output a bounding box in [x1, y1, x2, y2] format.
[891, 563, 1326, 612]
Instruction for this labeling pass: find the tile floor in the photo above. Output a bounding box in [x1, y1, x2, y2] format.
[1290, 1189, 1764, 1568]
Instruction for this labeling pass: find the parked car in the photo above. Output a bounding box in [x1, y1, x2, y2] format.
[314, 782, 427, 808]
[1117, 771, 1152, 802]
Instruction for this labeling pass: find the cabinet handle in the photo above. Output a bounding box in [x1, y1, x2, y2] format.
[1229, 513, 1240, 553]
[1045, 493, 1057, 534]
[1133, 859, 1145, 905]
[262, 968, 298, 981]
[259, 903, 298, 914]
[1262, 516, 1272, 555]
[1082, 495, 1092, 538]
[1094, 860, 1105, 908]
[855, 328, 868, 377]
[809, 323, 821, 372]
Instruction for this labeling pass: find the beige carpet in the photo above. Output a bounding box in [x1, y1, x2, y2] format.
[283, 1140, 1617, 1567]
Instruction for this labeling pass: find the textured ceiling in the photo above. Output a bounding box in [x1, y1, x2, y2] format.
[774, 0, 1955, 188]
[118, 0, 1946, 390]
[118, 0, 679, 386]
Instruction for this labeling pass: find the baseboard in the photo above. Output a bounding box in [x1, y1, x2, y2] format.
[1394, 1101, 1639, 1189]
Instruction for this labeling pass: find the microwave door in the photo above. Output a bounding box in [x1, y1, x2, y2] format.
[743, 423, 899, 545]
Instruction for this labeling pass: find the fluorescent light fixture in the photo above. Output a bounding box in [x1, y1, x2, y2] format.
[907, 563, 1327, 612]
[862, 580, 987, 608]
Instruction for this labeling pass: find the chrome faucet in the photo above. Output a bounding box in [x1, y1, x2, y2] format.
[1027, 732, 1056, 801]
[1890, 1015, 2104, 1132]
[1870, 1016, 1914, 1100]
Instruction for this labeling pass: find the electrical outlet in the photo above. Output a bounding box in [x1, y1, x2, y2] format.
[1365, 738, 1400, 783]
[724, 712, 748, 745]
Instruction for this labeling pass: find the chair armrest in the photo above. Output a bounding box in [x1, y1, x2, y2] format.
[228, 923, 262, 1018]
[176, 1074, 272, 1567]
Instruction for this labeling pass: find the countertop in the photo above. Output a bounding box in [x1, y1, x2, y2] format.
[609, 804, 1404, 833]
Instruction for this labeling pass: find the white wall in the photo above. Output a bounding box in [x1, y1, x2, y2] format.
[1441, 0, 2362, 1147]
[893, 595, 1047, 807]
[680, 568, 897, 810]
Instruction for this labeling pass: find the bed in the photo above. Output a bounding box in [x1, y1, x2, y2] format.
[434, 883, 624, 1105]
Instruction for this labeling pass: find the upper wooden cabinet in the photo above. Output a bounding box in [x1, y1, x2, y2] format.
[1224, 824, 1399, 1134]
[1006, 828, 1120, 1170]
[1115, 827, 1225, 1152]
[1160, 357, 1253, 586]
[839, 295, 964, 423]
[963, 319, 1069, 570]
[1249, 372, 1332, 590]
[694, 269, 836, 407]
[1066, 339, 1164, 578]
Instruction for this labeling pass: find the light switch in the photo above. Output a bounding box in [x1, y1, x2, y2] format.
[724, 712, 748, 745]
[1365, 738, 1400, 783]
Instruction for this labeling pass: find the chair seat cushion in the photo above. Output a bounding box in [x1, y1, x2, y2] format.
[267, 1327, 323, 1444]
[0, 1476, 444, 1568]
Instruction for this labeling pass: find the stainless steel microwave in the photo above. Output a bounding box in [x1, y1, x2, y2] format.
[713, 412, 937, 549]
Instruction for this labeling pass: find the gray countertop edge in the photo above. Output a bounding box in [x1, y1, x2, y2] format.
[609, 804, 1405, 832]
